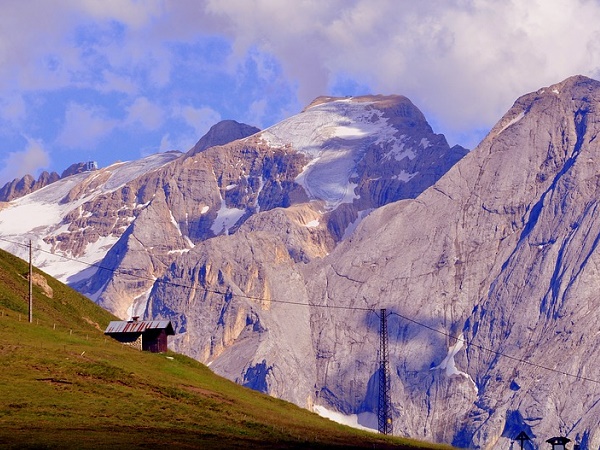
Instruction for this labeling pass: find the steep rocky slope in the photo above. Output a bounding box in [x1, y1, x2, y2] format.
[0, 170, 60, 202]
[302, 75, 600, 448]
[145, 76, 600, 449]
[0, 95, 468, 440]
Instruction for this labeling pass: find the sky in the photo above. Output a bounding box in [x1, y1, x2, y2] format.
[1, 0, 600, 186]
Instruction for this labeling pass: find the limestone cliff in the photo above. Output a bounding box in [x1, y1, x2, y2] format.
[0, 171, 60, 202]
[143, 77, 600, 448]
[303, 75, 600, 448]
[0, 95, 470, 443]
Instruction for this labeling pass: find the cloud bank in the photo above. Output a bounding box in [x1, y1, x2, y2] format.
[204, 0, 600, 137]
[0, 137, 50, 184]
[1, 0, 600, 184]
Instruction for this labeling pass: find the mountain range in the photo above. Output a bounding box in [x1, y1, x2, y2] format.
[1, 76, 599, 449]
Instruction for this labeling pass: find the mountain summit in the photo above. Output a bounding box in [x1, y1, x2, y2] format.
[188, 119, 260, 156]
[298, 75, 600, 447]
[0, 93, 474, 442]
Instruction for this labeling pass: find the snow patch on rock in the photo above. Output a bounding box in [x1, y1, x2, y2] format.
[431, 334, 478, 394]
[392, 170, 418, 182]
[314, 405, 377, 432]
[211, 198, 245, 235]
[497, 111, 526, 136]
[126, 284, 156, 320]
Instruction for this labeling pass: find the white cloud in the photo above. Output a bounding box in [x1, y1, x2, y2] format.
[77, 0, 164, 29]
[200, 0, 600, 144]
[0, 137, 50, 185]
[174, 104, 222, 139]
[57, 103, 118, 149]
[125, 97, 164, 130]
[99, 70, 139, 94]
[0, 93, 26, 123]
[247, 99, 267, 128]
[159, 133, 174, 152]
[1, 0, 600, 171]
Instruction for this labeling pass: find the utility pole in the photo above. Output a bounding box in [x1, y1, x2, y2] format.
[28, 240, 33, 323]
[378, 308, 392, 435]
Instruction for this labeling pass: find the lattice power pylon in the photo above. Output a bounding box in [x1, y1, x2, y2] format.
[378, 308, 393, 435]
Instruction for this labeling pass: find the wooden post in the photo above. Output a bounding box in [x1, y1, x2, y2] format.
[28, 240, 33, 323]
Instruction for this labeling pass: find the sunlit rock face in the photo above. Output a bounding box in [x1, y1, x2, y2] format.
[303, 75, 600, 448]
[141, 94, 466, 408]
[0, 94, 469, 440]
[6, 76, 600, 447]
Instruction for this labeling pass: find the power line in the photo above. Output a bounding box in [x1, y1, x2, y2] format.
[0, 236, 373, 312]
[388, 311, 600, 385]
[2, 235, 599, 385]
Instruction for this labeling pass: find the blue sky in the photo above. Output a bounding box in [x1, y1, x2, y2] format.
[1, 0, 600, 186]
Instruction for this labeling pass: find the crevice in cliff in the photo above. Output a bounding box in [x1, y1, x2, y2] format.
[330, 265, 365, 284]
[500, 106, 589, 275]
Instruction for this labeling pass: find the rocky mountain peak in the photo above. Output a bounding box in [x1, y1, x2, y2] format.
[1, 88, 473, 443]
[302, 94, 431, 131]
[188, 119, 260, 156]
[486, 74, 599, 147]
[0, 171, 60, 202]
[305, 75, 600, 447]
[546, 73, 598, 93]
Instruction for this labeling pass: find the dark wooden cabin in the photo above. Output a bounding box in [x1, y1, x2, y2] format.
[104, 318, 175, 353]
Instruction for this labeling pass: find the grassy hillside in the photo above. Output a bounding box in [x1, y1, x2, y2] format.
[0, 248, 453, 449]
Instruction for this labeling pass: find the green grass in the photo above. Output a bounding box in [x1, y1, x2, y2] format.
[0, 249, 453, 449]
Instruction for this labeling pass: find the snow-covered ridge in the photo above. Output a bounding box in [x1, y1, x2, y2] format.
[258, 97, 411, 209]
[0, 152, 181, 283]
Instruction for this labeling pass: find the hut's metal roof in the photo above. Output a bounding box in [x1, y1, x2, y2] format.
[104, 320, 175, 335]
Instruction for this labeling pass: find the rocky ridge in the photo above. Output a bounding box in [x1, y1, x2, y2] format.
[0, 96, 472, 441]
[0, 171, 61, 202]
[147, 76, 600, 448]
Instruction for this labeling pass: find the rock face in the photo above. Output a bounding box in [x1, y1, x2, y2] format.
[0, 171, 60, 202]
[299, 75, 600, 448]
[188, 120, 260, 156]
[0, 96, 472, 442]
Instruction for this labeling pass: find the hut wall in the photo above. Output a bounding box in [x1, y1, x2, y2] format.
[142, 329, 168, 353]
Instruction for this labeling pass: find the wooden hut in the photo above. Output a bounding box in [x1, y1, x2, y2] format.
[104, 317, 174, 353]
